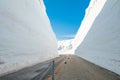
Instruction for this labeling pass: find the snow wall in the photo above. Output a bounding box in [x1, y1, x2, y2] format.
[74, 0, 120, 75]
[58, 39, 74, 54]
[0, 0, 58, 76]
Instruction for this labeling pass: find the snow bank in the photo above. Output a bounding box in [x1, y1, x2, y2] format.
[72, 0, 107, 50]
[75, 0, 120, 75]
[58, 40, 74, 54]
[0, 0, 58, 76]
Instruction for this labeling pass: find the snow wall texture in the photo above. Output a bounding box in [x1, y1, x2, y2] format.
[75, 0, 120, 75]
[58, 39, 74, 54]
[0, 0, 58, 76]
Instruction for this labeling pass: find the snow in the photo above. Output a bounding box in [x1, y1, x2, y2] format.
[74, 0, 120, 75]
[72, 0, 107, 50]
[58, 39, 74, 54]
[0, 0, 58, 76]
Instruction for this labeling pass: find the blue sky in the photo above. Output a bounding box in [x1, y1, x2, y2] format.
[44, 0, 90, 40]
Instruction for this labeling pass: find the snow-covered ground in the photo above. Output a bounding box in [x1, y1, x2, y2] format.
[0, 0, 58, 76]
[74, 0, 120, 75]
[58, 39, 74, 54]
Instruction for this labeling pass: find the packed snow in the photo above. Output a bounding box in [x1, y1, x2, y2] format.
[58, 39, 74, 54]
[74, 0, 120, 75]
[72, 0, 107, 50]
[0, 0, 58, 76]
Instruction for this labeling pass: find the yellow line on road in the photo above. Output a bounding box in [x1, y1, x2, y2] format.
[48, 60, 65, 80]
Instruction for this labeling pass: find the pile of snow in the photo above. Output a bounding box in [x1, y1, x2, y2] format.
[0, 0, 58, 76]
[58, 39, 74, 54]
[74, 0, 120, 75]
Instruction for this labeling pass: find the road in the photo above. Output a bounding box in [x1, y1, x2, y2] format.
[54, 55, 120, 80]
[0, 55, 120, 80]
[0, 55, 65, 80]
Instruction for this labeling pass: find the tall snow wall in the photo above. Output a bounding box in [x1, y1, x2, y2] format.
[74, 0, 120, 75]
[0, 0, 58, 76]
[58, 39, 74, 54]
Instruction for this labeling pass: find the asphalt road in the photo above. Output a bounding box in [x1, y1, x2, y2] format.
[0, 55, 65, 80]
[0, 55, 120, 80]
[55, 55, 120, 80]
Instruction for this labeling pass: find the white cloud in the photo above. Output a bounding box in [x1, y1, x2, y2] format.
[61, 34, 75, 39]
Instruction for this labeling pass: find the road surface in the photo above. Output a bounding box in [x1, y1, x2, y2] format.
[0, 55, 120, 80]
[54, 55, 120, 80]
[0, 55, 65, 80]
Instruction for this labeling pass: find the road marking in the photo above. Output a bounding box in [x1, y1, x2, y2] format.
[48, 75, 52, 80]
[48, 60, 65, 80]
